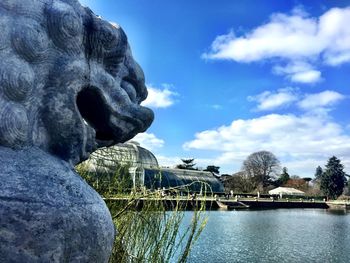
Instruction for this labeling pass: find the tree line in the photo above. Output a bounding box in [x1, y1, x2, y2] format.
[224, 151, 348, 200]
[171, 151, 348, 200]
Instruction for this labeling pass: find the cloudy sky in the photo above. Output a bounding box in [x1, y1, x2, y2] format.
[80, 0, 350, 177]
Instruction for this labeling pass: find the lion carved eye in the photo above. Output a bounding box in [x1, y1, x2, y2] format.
[88, 20, 127, 76]
[99, 25, 119, 51]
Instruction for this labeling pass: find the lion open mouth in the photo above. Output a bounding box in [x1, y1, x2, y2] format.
[77, 86, 118, 147]
[76, 82, 153, 148]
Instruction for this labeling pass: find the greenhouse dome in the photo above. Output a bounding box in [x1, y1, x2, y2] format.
[90, 141, 159, 169]
[86, 141, 224, 193]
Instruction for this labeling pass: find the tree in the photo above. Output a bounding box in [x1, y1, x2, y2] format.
[204, 165, 220, 174]
[277, 167, 290, 186]
[242, 151, 281, 189]
[302, 177, 312, 189]
[284, 178, 308, 191]
[314, 166, 323, 180]
[176, 158, 197, 170]
[302, 177, 312, 183]
[223, 171, 255, 193]
[320, 156, 346, 200]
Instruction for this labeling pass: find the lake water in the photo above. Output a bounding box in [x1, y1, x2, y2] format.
[184, 209, 350, 263]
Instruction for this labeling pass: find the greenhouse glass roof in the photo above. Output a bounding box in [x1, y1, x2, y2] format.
[144, 168, 225, 193]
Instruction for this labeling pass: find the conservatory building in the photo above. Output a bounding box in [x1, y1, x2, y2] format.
[91, 141, 224, 194]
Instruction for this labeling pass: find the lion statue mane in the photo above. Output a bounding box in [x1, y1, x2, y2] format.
[0, 0, 154, 262]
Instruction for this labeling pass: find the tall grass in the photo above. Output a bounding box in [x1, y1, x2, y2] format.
[76, 147, 208, 263]
[106, 191, 207, 263]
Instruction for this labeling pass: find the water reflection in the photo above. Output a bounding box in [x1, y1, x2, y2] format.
[183, 209, 350, 263]
[326, 209, 350, 216]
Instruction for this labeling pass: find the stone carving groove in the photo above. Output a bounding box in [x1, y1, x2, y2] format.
[0, 0, 154, 262]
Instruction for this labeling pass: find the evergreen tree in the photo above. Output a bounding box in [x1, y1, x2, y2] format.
[176, 158, 197, 170]
[204, 165, 220, 174]
[314, 166, 323, 180]
[278, 167, 290, 186]
[320, 156, 346, 200]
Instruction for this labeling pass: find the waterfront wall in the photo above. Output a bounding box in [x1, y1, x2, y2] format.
[105, 198, 329, 210]
[222, 200, 329, 209]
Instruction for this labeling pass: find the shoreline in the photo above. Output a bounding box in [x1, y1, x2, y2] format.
[104, 197, 336, 210]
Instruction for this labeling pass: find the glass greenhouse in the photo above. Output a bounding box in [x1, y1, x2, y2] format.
[144, 168, 224, 193]
[87, 141, 224, 193]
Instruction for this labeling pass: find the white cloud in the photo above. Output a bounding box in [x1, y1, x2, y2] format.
[203, 7, 350, 83]
[183, 113, 350, 176]
[273, 62, 322, 83]
[156, 155, 182, 168]
[131, 132, 164, 151]
[290, 70, 321, 83]
[248, 88, 298, 111]
[248, 88, 346, 113]
[142, 84, 177, 108]
[203, 10, 319, 62]
[297, 90, 345, 110]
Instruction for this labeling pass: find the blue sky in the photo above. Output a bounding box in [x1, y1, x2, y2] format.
[80, 0, 350, 177]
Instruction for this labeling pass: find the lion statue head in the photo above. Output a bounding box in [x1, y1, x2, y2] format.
[0, 0, 154, 165]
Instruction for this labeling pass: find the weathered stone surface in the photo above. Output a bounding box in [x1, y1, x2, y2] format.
[0, 0, 154, 262]
[0, 147, 116, 262]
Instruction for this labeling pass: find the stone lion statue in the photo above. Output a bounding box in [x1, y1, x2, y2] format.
[0, 0, 154, 262]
